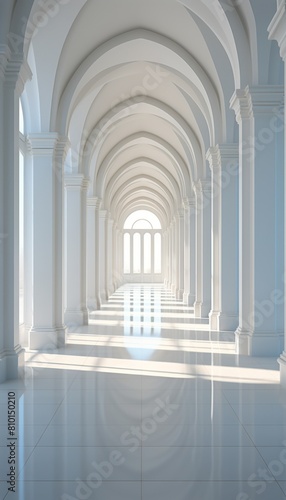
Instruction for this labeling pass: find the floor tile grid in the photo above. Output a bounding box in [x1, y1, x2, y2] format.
[226, 398, 286, 496]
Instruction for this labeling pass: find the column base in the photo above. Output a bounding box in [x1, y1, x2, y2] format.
[201, 303, 211, 319]
[29, 327, 67, 351]
[183, 292, 195, 306]
[194, 301, 202, 317]
[209, 311, 239, 332]
[65, 309, 88, 327]
[235, 327, 284, 356]
[0, 345, 25, 383]
[87, 299, 100, 313]
[278, 353, 286, 388]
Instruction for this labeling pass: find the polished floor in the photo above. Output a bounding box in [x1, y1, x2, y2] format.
[0, 284, 286, 499]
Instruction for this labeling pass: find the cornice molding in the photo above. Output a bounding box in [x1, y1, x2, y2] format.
[268, 1, 286, 61]
[27, 133, 59, 155]
[230, 86, 284, 122]
[65, 174, 89, 190]
[207, 144, 239, 171]
[87, 197, 102, 209]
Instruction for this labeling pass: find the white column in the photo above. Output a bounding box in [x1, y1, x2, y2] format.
[28, 135, 68, 350]
[112, 223, 118, 290]
[171, 220, 176, 294]
[106, 215, 114, 297]
[183, 197, 196, 306]
[118, 230, 124, 285]
[207, 145, 239, 331]
[269, 0, 286, 388]
[168, 227, 172, 289]
[194, 184, 202, 317]
[194, 181, 211, 318]
[177, 209, 184, 299]
[230, 86, 284, 356]
[23, 149, 33, 345]
[99, 210, 108, 303]
[87, 198, 100, 312]
[64, 174, 89, 326]
[0, 50, 30, 381]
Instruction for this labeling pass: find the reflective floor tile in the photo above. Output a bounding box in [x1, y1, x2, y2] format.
[142, 446, 273, 481]
[142, 481, 286, 500]
[3, 481, 142, 500]
[18, 446, 141, 481]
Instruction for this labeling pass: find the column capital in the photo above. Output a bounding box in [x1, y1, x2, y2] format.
[87, 197, 102, 209]
[64, 174, 89, 190]
[230, 86, 284, 123]
[177, 208, 185, 219]
[268, 1, 286, 61]
[54, 136, 71, 158]
[207, 144, 239, 171]
[99, 209, 108, 220]
[183, 197, 196, 209]
[0, 47, 32, 94]
[27, 133, 59, 154]
[194, 179, 211, 195]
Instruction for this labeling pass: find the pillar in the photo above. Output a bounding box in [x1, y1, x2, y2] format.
[0, 50, 30, 381]
[207, 145, 239, 331]
[87, 198, 101, 312]
[171, 219, 176, 295]
[230, 85, 284, 356]
[269, 0, 286, 387]
[64, 174, 89, 326]
[194, 180, 211, 318]
[28, 135, 69, 350]
[99, 210, 108, 303]
[106, 215, 114, 297]
[177, 209, 184, 299]
[183, 197, 196, 306]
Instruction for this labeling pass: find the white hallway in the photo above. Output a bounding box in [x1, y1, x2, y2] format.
[1, 0, 286, 498]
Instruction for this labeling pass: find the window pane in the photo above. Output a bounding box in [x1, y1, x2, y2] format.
[144, 233, 151, 274]
[154, 233, 161, 274]
[133, 233, 141, 274]
[124, 233, 130, 274]
[132, 219, 152, 229]
[124, 210, 161, 229]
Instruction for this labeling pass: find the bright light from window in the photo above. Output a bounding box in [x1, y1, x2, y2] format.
[132, 219, 152, 230]
[124, 210, 161, 229]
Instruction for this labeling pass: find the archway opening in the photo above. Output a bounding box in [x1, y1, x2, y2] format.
[123, 210, 163, 283]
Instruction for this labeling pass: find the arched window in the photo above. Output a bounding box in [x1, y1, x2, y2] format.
[123, 210, 163, 282]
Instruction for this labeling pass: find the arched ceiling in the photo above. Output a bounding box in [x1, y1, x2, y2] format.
[9, 0, 282, 229]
